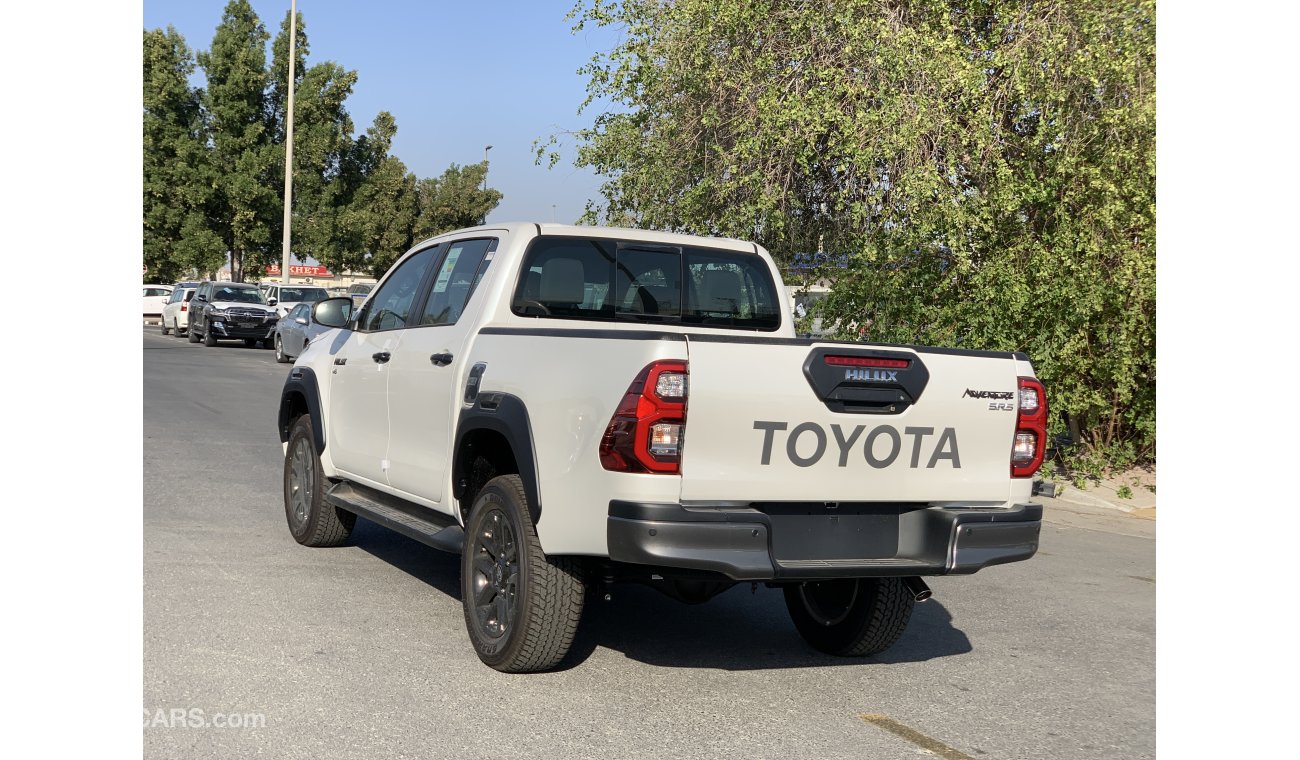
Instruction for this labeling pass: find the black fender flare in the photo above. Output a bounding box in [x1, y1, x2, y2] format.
[453, 393, 541, 523]
[278, 367, 326, 453]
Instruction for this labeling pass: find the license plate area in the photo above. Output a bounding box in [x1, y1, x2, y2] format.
[756, 503, 909, 561]
[238, 320, 260, 329]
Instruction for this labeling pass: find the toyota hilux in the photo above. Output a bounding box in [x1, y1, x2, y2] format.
[277, 223, 1048, 672]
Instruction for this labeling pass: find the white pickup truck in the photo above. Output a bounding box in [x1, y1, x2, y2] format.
[277, 223, 1048, 673]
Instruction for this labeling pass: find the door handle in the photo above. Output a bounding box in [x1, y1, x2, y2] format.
[430, 352, 454, 367]
[372, 351, 391, 363]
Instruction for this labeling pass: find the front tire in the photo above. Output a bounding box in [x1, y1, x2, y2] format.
[283, 415, 354, 547]
[783, 578, 915, 656]
[461, 475, 584, 673]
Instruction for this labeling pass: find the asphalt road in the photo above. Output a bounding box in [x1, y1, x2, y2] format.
[143, 326, 1155, 759]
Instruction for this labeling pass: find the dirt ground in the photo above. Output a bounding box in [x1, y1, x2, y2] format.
[1047, 464, 1156, 519]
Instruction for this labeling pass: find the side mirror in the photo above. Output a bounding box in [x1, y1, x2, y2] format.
[312, 297, 353, 329]
[268, 298, 278, 307]
[196, 294, 207, 302]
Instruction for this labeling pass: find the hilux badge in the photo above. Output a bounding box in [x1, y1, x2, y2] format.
[845, 368, 898, 382]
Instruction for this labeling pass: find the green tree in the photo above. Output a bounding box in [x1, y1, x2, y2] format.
[142, 26, 223, 281]
[197, 0, 278, 281]
[556, 0, 1156, 468]
[408, 162, 502, 268]
[144, 3, 505, 288]
[267, 10, 365, 277]
[340, 112, 419, 276]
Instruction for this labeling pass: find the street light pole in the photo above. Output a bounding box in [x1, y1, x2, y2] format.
[481, 144, 492, 225]
[279, 0, 297, 284]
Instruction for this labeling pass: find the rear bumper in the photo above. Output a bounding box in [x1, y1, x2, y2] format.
[607, 500, 1041, 581]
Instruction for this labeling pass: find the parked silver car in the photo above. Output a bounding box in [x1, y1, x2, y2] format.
[273, 302, 334, 363]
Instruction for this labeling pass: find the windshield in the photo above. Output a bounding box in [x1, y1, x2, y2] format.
[278, 287, 328, 303]
[511, 236, 782, 330]
[214, 286, 267, 304]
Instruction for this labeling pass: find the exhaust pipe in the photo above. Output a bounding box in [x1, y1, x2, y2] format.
[903, 576, 932, 602]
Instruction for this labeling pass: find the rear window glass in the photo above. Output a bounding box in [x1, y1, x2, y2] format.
[511, 236, 781, 330]
[278, 287, 328, 303]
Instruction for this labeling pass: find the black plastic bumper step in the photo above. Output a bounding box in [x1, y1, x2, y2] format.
[325, 481, 464, 554]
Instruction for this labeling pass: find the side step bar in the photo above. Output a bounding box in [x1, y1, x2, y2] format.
[325, 481, 464, 554]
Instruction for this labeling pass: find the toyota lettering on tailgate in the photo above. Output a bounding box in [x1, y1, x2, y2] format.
[752, 421, 960, 469]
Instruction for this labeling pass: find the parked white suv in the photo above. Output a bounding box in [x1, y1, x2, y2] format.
[260, 283, 330, 319]
[159, 286, 196, 336]
[277, 223, 1048, 672]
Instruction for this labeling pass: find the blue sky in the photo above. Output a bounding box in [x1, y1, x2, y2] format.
[142, 0, 623, 225]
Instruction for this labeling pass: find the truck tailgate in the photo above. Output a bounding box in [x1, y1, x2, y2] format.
[679, 338, 1022, 503]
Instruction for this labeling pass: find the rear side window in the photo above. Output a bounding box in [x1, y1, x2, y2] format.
[420, 239, 494, 326]
[511, 236, 781, 330]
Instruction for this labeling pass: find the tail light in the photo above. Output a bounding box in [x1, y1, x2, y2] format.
[824, 355, 910, 369]
[1011, 376, 1048, 478]
[599, 360, 688, 474]
[180, 302, 187, 312]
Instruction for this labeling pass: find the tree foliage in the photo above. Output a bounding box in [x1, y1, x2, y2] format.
[406, 163, 503, 269]
[556, 0, 1156, 466]
[196, 0, 277, 282]
[143, 27, 223, 281]
[143, 1, 502, 284]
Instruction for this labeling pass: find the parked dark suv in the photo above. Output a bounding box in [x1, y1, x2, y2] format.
[187, 281, 278, 348]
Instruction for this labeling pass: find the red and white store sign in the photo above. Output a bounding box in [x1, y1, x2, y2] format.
[265, 264, 333, 277]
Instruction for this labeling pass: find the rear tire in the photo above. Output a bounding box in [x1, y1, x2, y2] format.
[461, 475, 584, 673]
[274, 335, 289, 363]
[174, 318, 185, 337]
[160, 318, 170, 336]
[283, 415, 354, 547]
[783, 578, 915, 656]
[187, 325, 200, 343]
